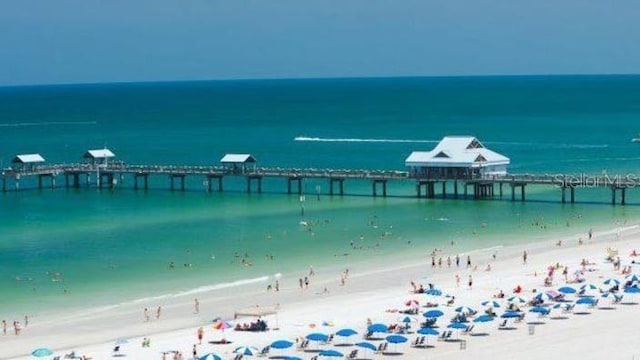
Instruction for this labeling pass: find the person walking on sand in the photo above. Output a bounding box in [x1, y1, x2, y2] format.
[194, 298, 200, 314]
[156, 306, 162, 320]
[466, 255, 472, 268]
[144, 308, 150, 322]
[197, 327, 204, 345]
[455, 274, 460, 288]
[2, 320, 6, 335]
[468, 275, 473, 290]
[455, 254, 460, 267]
[192, 344, 198, 358]
[523, 250, 528, 264]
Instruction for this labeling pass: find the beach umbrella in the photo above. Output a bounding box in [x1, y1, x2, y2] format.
[454, 306, 475, 314]
[447, 322, 468, 329]
[335, 328, 358, 337]
[482, 300, 501, 308]
[425, 289, 442, 296]
[31, 348, 53, 357]
[386, 334, 408, 344]
[386, 334, 408, 354]
[355, 342, 377, 351]
[501, 311, 522, 319]
[397, 315, 418, 323]
[270, 340, 294, 349]
[417, 327, 440, 335]
[319, 349, 343, 357]
[558, 286, 577, 294]
[234, 346, 259, 356]
[405, 299, 420, 307]
[530, 306, 549, 315]
[576, 297, 597, 305]
[199, 353, 223, 360]
[625, 274, 640, 282]
[367, 323, 388, 334]
[533, 292, 554, 302]
[212, 320, 233, 331]
[423, 309, 444, 318]
[603, 278, 620, 286]
[306, 332, 329, 342]
[473, 315, 494, 323]
[507, 296, 526, 304]
[624, 286, 640, 303]
[417, 327, 439, 347]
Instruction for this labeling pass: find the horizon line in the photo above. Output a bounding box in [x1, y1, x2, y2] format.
[2, 72, 640, 90]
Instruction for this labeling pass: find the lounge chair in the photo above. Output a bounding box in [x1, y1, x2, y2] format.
[463, 325, 475, 335]
[348, 349, 358, 359]
[498, 320, 508, 328]
[258, 346, 270, 357]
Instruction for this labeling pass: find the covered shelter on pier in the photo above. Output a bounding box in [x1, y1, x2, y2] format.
[83, 148, 115, 165]
[405, 136, 509, 179]
[220, 153, 257, 174]
[12, 153, 45, 171]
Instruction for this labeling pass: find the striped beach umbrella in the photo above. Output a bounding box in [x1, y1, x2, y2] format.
[199, 353, 223, 360]
[481, 300, 501, 308]
[234, 346, 259, 356]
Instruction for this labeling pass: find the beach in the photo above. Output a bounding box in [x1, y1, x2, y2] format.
[3, 223, 640, 360]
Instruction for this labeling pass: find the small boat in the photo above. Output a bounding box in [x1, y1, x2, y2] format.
[633, 136, 640, 143]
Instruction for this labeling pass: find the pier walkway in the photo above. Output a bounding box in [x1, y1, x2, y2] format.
[1, 163, 637, 205]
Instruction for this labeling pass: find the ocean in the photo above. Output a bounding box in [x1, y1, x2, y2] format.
[1, 75, 640, 317]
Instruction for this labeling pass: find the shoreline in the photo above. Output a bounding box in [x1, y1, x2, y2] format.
[3, 219, 640, 359]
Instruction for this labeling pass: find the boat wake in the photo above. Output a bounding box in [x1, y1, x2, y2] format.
[0, 120, 97, 127]
[294, 136, 438, 143]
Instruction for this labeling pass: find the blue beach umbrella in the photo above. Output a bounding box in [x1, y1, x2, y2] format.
[367, 323, 388, 334]
[306, 333, 329, 342]
[423, 309, 444, 318]
[386, 334, 408, 344]
[31, 348, 53, 357]
[447, 322, 468, 329]
[234, 346, 259, 356]
[319, 349, 343, 357]
[501, 311, 522, 319]
[270, 340, 294, 349]
[454, 306, 475, 314]
[481, 300, 501, 308]
[199, 353, 223, 360]
[417, 327, 440, 335]
[335, 328, 358, 337]
[530, 306, 550, 315]
[417, 327, 439, 347]
[624, 286, 640, 303]
[473, 315, 494, 323]
[398, 315, 418, 323]
[625, 274, 640, 282]
[576, 297, 597, 305]
[425, 289, 442, 296]
[603, 278, 620, 286]
[355, 342, 377, 351]
[558, 286, 577, 294]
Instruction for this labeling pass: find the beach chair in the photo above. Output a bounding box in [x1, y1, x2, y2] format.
[614, 294, 624, 304]
[498, 320, 507, 328]
[463, 324, 475, 335]
[348, 349, 358, 359]
[258, 346, 270, 357]
[112, 346, 120, 356]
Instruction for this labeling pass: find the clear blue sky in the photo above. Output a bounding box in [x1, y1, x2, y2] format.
[1, 0, 639, 85]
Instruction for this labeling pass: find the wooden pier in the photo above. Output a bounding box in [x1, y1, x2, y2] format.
[1, 163, 637, 205]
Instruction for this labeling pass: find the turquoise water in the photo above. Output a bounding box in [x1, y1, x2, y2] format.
[2, 75, 640, 316]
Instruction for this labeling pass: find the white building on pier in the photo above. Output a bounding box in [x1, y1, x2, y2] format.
[405, 136, 509, 179]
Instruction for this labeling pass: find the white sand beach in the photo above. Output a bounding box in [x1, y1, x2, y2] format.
[3, 224, 640, 360]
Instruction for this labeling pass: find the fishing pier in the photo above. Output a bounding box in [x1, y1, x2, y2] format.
[1, 162, 636, 206]
[2, 136, 638, 205]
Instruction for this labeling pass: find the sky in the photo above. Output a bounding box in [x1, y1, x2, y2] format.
[1, 0, 639, 86]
